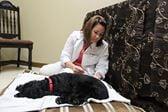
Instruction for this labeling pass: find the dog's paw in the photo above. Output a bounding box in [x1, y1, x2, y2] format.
[70, 99, 81, 105]
[14, 93, 22, 97]
[14, 94, 18, 97]
[55, 97, 63, 104]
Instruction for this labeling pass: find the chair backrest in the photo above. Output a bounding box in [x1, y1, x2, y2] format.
[0, 0, 20, 39]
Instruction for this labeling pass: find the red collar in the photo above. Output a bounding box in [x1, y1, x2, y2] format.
[48, 77, 54, 93]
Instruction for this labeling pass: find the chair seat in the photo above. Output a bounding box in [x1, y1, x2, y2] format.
[0, 38, 33, 47]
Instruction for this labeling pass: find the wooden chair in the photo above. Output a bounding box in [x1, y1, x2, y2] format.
[0, 0, 33, 70]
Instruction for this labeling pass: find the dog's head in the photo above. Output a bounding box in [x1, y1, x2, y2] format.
[15, 79, 50, 99]
[15, 85, 42, 98]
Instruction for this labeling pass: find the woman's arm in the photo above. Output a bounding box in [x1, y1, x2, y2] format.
[60, 31, 84, 73]
[60, 32, 76, 67]
[94, 42, 109, 79]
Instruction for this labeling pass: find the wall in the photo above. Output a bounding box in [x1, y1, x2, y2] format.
[1, 0, 125, 64]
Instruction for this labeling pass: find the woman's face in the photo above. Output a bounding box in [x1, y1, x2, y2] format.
[91, 23, 105, 43]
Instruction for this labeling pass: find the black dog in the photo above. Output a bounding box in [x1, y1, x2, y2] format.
[14, 73, 109, 105]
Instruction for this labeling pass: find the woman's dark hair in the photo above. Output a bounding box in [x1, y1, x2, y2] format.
[82, 15, 107, 47]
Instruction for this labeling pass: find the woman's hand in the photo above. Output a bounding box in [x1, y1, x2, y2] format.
[65, 61, 84, 74]
[94, 72, 102, 79]
[72, 65, 84, 74]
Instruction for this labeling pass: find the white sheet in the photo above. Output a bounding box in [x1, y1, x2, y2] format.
[0, 73, 130, 112]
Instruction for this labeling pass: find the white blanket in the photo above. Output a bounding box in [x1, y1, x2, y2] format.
[0, 73, 130, 112]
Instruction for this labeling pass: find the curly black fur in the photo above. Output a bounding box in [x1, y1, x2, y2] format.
[14, 73, 109, 105]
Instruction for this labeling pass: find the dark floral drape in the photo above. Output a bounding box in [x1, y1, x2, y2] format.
[84, 0, 168, 111]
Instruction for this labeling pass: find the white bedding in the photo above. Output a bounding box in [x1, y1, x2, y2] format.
[0, 73, 130, 112]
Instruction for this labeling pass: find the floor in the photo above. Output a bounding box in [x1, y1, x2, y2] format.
[0, 65, 40, 93]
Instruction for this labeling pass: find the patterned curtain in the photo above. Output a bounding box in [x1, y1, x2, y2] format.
[84, 0, 168, 111]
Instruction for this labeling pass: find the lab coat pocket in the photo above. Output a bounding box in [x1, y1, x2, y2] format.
[83, 53, 99, 66]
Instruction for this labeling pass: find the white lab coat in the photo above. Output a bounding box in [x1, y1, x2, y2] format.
[40, 31, 109, 79]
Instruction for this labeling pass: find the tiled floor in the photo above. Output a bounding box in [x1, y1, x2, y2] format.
[0, 65, 40, 93]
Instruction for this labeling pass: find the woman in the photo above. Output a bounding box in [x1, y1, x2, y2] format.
[40, 15, 109, 79]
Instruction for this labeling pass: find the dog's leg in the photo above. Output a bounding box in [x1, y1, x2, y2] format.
[55, 94, 81, 105]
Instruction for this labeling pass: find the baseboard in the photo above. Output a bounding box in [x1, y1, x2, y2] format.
[32, 62, 47, 68]
[0, 61, 47, 68]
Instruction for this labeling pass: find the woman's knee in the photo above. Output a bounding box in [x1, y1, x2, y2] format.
[39, 64, 51, 75]
[39, 62, 62, 75]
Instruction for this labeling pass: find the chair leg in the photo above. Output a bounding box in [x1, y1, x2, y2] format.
[28, 47, 32, 70]
[17, 48, 21, 67]
[0, 48, 1, 71]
